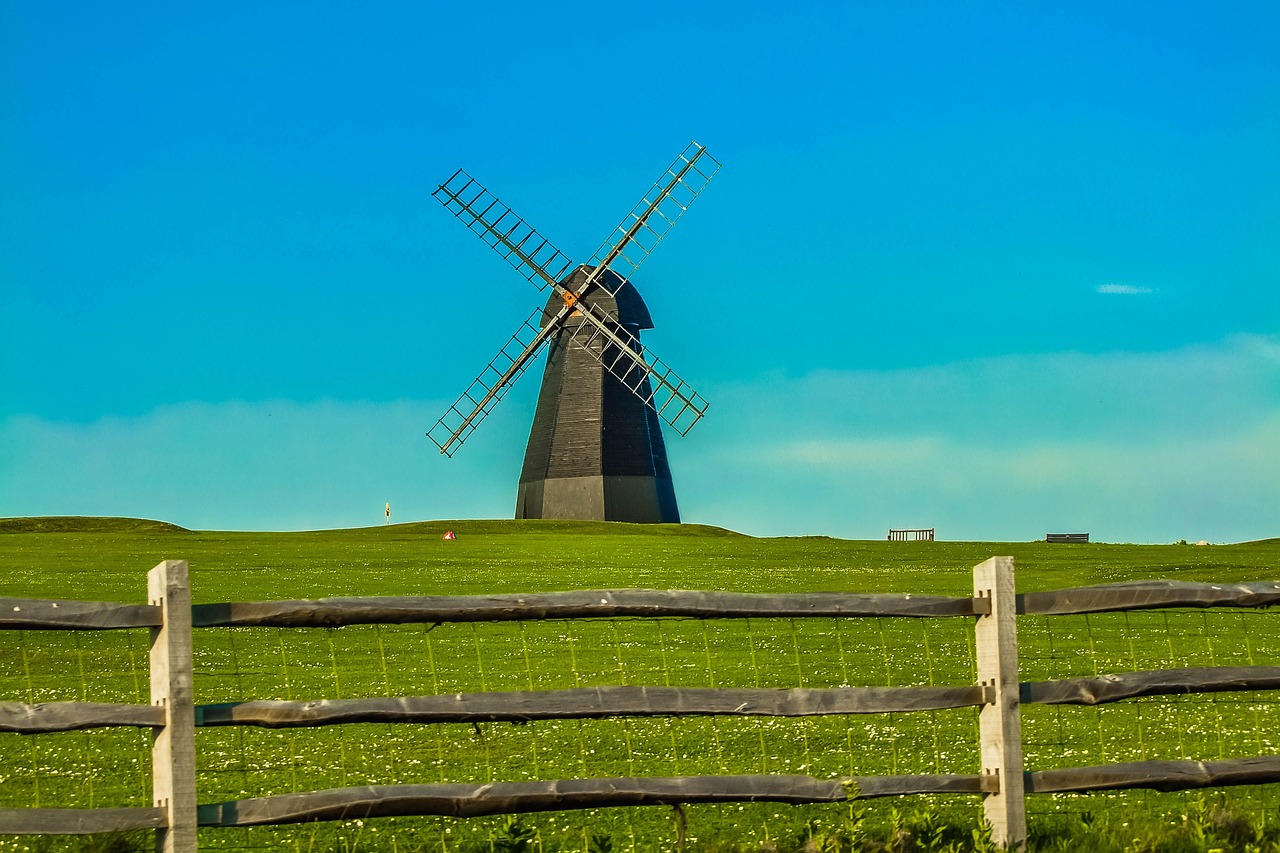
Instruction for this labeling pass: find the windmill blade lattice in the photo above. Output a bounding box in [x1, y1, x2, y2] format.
[426, 307, 551, 456]
[587, 142, 721, 295]
[433, 171, 574, 291]
[565, 314, 707, 436]
[427, 294, 705, 455]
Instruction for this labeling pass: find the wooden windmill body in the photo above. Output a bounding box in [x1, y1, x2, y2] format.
[516, 267, 679, 523]
[427, 144, 719, 523]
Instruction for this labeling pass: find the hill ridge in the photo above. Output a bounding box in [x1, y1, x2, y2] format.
[0, 516, 192, 534]
[0, 516, 749, 538]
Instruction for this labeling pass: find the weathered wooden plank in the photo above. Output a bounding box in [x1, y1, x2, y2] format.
[0, 598, 161, 630]
[1019, 580, 1280, 616]
[0, 806, 167, 834]
[197, 776, 851, 824]
[854, 774, 995, 798]
[196, 774, 990, 826]
[1024, 666, 1280, 706]
[974, 556, 1026, 850]
[0, 701, 164, 733]
[149, 560, 198, 853]
[196, 683, 991, 728]
[192, 589, 986, 627]
[1027, 756, 1280, 794]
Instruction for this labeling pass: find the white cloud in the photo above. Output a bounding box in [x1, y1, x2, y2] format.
[711, 419, 1280, 541]
[671, 335, 1280, 543]
[0, 398, 531, 531]
[693, 334, 1280, 448]
[1097, 283, 1154, 295]
[2, 336, 1277, 543]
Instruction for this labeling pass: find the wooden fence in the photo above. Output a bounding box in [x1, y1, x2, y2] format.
[3, 559, 1280, 851]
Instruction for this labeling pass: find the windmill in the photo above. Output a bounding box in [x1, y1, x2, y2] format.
[426, 142, 720, 523]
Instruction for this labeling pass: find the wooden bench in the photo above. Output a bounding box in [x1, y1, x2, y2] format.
[1046, 533, 1089, 544]
[888, 528, 934, 542]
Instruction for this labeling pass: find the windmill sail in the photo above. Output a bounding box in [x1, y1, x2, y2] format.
[565, 302, 707, 436]
[426, 307, 553, 456]
[433, 171, 574, 291]
[427, 142, 718, 461]
[426, 288, 705, 455]
[587, 142, 721, 294]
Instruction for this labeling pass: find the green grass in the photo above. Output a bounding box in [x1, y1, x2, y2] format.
[1, 518, 1278, 851]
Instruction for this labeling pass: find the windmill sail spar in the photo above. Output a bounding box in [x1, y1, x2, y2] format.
[427, 142, 718, 456]
[587, 142, 721, 294]
[566, 317, 707, 436]
[427, 296, 705, 455]
[426, 307, 555, 456]
[433, 171, 574, 291]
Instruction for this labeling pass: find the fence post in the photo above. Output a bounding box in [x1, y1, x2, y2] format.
[149, 560, 198, 852]
[974, 556, 1026, 849]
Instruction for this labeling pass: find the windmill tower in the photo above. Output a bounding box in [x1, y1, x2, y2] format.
[427, 142, 720, 523]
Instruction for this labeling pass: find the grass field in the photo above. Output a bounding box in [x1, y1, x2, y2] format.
[2, 518, 1278, 851]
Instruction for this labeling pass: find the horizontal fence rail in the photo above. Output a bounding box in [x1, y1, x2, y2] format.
[0, 598, 162, 629]
[2, 561, 1279, 851]
[189, 588, 989, 626]
[1026, 756, 1280, 794]
[2, 684, 993, 733]
[1023, 665, 1280, 706]
[193, 684, 993, 727]
[0, 700, 165, 733]
[195, 775, 999, 827]
[1018, 579, 1280, 615]
[0, 806, 169, 835]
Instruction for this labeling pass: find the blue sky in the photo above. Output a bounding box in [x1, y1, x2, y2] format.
[2, 2, 1277, 542]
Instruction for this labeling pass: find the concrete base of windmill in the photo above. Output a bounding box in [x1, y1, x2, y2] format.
[515, 475, 680, 524]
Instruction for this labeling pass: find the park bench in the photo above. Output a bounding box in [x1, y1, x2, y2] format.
[888, 528, 934, 541]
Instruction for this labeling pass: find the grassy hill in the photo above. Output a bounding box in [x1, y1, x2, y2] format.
[0, 515, 191, 534]
[1, 518, 1277, 852]
[0, 516, 1274, 604]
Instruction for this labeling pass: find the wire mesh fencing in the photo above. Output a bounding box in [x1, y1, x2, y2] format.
[0, 628, 155, 814]
[4, 563, 1280, 852]
[2, 592, 986, 851]
[187, 614, 982, 850]
[1018, 607, 1280, 831]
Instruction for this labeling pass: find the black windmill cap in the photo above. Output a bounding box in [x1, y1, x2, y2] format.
[542, 265, 654, 330]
